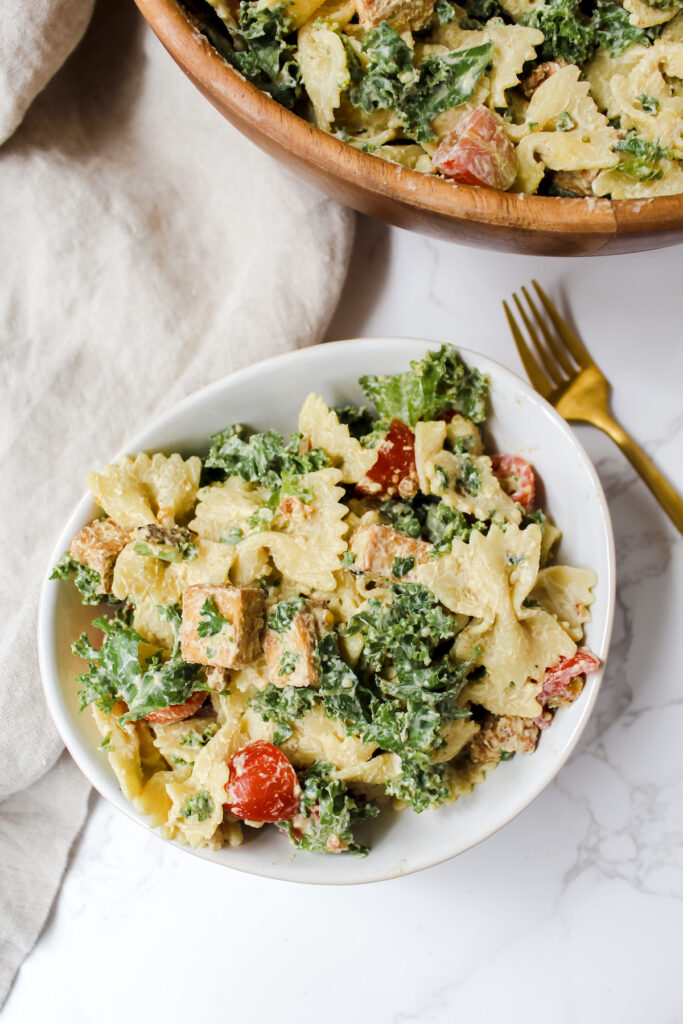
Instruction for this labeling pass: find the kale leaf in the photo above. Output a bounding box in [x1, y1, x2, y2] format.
[435, 0, 457, 22]
[180, 791, 214, 822]
[267, 596, 306, 633]
[422, 502, 486, 554]
[385, 758, 450, 812]
[359, 344, 489, 425]
[197, 596, 231, 638]
[459, 0, 505, 26]
[397, 42, 494, 142]
[392, 555, 415, 578]
[347, 24, 492, 144]
[180, 723, 218, 748]
[381, 498, 423, 539]
[523, 0, 595, 65]
[206, 1, 301, 109]
[250, 683, 316, 744]
[280, 760, 378, 856]
[592, 0, 660, 55]
[205, 424, 328, 489]
[50, 553, 104, 605]
[348, 21, 417, 114]
[73, 605, 207, 724]
[317, 632, 373, 728]
[333, 404, 377, 441]
[614, 129, 672, 182]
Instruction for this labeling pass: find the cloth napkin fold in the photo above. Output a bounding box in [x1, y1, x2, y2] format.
[0, 0, 354, 1007]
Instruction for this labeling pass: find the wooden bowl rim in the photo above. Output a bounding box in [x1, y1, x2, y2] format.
[135, 0, 683, 237]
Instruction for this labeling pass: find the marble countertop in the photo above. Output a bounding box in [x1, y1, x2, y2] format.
[5, 220, 682, 1024]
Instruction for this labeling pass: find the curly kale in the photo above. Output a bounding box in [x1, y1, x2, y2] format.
[346, 23, 493, 143]
[180, 791, 214, 822]
[348, 21, 417, 114]
[360, 344, 490, 426]
[292, 585, 477, 813]
[205, 424, 328, 488]
[194, 1, 301, 109]
[73, 605, 207, 725]
[592, 0, 661, 55]
[50, 553, 104, 606]
[614, 130, 673, 182]
[333, 404, 376, 441]
[250, 683, 316, 744]
[267, 596, 306, 633]
[522, 0, 595, 65]
[381, 496, 487, 555]
[397, 42, 495, 142]
[280, 761, 378, 856]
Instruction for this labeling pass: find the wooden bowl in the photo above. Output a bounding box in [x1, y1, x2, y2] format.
[133, 0, 683, 256]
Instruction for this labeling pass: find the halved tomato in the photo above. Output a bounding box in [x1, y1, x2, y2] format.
[224, 740, 301, 823]
[539, 650, 602, 707]
[144, 690, 207, 725]
[491, 454, 536, 513]
[433, 107, 518, 191]
[356, 419, 417, 500]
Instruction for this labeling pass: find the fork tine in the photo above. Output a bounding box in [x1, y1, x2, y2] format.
[532, 280, 595, 370]
[521, 285, 574, 378]
[502, 299, 552, 399]
[513, 293, 564, 387]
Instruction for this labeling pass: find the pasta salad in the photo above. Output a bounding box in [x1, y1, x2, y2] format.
[52, 346, 601, 856]
[184, 0, 683, 198]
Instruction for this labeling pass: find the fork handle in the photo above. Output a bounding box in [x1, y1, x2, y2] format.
[595, 412, 683, 534]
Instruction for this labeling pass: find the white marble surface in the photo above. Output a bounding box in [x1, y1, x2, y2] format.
[6, 219, 683, 1024]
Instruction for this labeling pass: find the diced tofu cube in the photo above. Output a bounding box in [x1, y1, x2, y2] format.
[356, 0, 435, 31]
[469, 714, 539, 764]
[264, 600, 332, 688]
[180, 584, 265, 669]
[70, 518, 130, 593]
[350, 524, 432, 579]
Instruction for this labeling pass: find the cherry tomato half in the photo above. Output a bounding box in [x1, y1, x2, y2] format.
[491, 454, 536, 513]
[356, 419, 417, 500]
[433, 106, 518, 191]
[144, 689, 207, 725]
[224, 740, 301, 823]
[538, 650, 602, 706]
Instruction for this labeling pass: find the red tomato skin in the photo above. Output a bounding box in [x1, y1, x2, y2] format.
[491, 454, 536, 512]
[144, 690, 207, 724]
[433, 107, 518, 191]
[356, 419, 418, 500]
[539, 650, 602, 706]
[224, 740, 301, 823]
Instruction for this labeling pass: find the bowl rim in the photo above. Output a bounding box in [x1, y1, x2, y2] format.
[38, 337, 616, 884]
[133, 0, 683, 239]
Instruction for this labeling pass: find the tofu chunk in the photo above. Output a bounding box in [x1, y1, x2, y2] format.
[356, 0, 435, 31]
[69, 518, 130, 594]
[469, 714, 540, 764]
[350, 524, 432, 579]
[264, 599, 332, 688]
[180, 584, 265, 669]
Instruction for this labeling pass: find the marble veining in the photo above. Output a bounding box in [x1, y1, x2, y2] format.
[5, 218, 682, 1024]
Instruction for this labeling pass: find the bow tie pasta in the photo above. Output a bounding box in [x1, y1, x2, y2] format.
[52, 345, 600, 857]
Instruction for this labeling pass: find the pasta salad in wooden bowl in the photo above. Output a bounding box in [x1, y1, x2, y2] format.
[133, 0, 683, 254]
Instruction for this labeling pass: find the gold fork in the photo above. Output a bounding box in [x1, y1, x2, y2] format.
[503, 280, 683, 534]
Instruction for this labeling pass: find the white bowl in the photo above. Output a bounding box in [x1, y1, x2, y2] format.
[39, 338, 615, 884]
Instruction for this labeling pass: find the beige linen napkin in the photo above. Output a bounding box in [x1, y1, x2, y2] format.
[0, 0, 353, 1006]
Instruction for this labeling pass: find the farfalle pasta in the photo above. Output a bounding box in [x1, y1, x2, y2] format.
[51, 346, 601, 857]
[183, 0, 683, 198]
